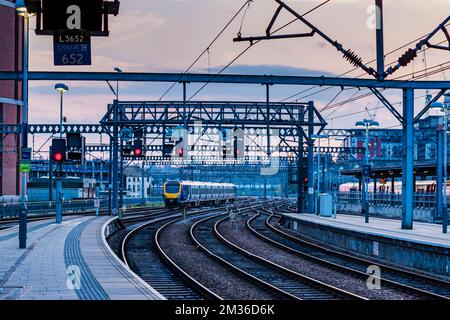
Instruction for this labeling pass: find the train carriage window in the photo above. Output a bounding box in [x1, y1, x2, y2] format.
[166, 181, 180, 193]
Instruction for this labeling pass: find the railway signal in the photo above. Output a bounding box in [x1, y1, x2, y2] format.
[122, 145, 132, 156]
[66, 133, 84, 163]
[132, 139, 144, 158]
[233, 136, 244, 159]
[51, 138, 66, 163]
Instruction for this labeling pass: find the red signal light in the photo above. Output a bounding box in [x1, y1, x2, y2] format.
[54, 153, 63, 162]
[178, 148, 184, 157]
[134, 148, 142, 156]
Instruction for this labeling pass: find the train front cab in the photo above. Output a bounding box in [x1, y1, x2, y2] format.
[164, 181, 182, 208]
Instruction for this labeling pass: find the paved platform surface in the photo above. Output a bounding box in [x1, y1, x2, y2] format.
[0, 216, 164, 300]
[283, 213, 450, 248]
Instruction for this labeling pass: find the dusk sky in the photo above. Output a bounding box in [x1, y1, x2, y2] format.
[26, 0, 450, 149]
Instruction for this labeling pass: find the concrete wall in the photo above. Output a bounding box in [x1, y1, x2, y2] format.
[0, 2, 22, 198]
[281, 216, 450, 279]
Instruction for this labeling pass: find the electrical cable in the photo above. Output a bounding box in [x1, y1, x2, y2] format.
[158, 0, 253, 100]
[187, 0, 332, 101]
[280, 27, 449, 103]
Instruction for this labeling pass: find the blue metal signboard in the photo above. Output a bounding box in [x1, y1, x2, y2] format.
[53, 30, 91, 66]
[21, 148, 32, 162]
[119, 128, 133, 141]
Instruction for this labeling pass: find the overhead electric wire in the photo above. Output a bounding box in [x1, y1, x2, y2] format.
[158, 0, 253, 101]
[314, 40, 449, 111]
[328, 92, 437, 122]
[187, 0, 332, 101]
[281, 26, 450, 104]
[323, 88, 361, 119]
[324, 62, 450, 112]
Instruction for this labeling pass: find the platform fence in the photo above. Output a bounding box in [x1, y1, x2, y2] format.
[0, 197, 163, 219]
[337, 191, 441, 222]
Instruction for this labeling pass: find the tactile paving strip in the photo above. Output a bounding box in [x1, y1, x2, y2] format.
[64, 218, 110, 300]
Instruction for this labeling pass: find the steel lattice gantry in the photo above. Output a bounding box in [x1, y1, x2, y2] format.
[99, 100, 328, 158]
[100, 100, 325, 138]
[99, 100, 326, 216]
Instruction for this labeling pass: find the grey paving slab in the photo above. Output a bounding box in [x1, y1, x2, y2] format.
[79, 216, 165, 300]
[0, 215, 165, 300]
[0, 217, 89, 300]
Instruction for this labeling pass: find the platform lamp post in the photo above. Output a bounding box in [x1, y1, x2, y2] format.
[114, 67, 125, 210]
[431, 92, 450, 234]
[114, 67, 122, 100]
[355, 119, 379, 223]
[310, 134, 328, 215]
[54, 84, 68, 224]
[16, 0, 35, 249]
[55, 84, 69, 138]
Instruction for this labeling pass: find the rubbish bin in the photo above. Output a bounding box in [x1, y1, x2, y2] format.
[319, 193, 333, 217]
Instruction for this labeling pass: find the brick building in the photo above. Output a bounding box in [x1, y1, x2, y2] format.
[0, 1, 23, 200]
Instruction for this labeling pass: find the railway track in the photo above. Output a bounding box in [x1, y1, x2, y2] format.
[191, 211, 365, 300]
[120, 202, 255, 300]
[0, 205, 166, 229]
[253, 208, 450, 300]
[122, 214, 218, 300]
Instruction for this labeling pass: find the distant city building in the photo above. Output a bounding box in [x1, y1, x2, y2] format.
[126, 176, 153, 198]
[338, 114, 444, 169]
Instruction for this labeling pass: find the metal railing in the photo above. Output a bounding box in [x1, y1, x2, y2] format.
[337, 191, 438, 209]
[0, 197, 164, 219]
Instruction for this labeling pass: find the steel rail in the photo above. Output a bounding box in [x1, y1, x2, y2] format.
[262, 208, 450, 300]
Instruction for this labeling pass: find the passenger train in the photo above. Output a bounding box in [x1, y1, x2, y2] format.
[339, 180, 446, 194]
[163, 180, 237, 208]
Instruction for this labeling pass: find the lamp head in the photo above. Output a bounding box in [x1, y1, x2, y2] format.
[15, 0, 36, 16]
[444, 92, 450, 106]
[370, 121, 380, 129]
[55, 83, 69, 93]
[355, 121, 366, 128]
[15, 0, 27, 12]
[431, 102, 444, 110]
[114, 67, 123, 73]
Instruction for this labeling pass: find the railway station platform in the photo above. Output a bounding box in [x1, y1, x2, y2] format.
[0, 216, 164, 300]
[280, 213, 450, 279]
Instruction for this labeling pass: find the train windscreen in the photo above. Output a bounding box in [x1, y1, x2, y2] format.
[165, 181, 180, 193]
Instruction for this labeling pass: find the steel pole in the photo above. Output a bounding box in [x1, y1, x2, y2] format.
[316, 139, 320, 215]
[100, 160, 103, 191]
[55, 175, 62, 224]
[266, 84, 271, 158]
[297, 111, 304, 213]
[402, 89, 414, 230]
[141, 161, 146, 206]
[108, 139, 112, 214]
[119, 139, 124, 209]
[59, 91, 63, 138]
[307, 142, 314, 213]
[436, 128, 443, 223]
[49, 146, 53, 201]
[183, 82, 187, 130]
[364, 125, 370, 223]
[111, 100, 119, 216]
[19, 13, 30, 249]
[375, 0, 384, 80]
[443, 108, 448, 233]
